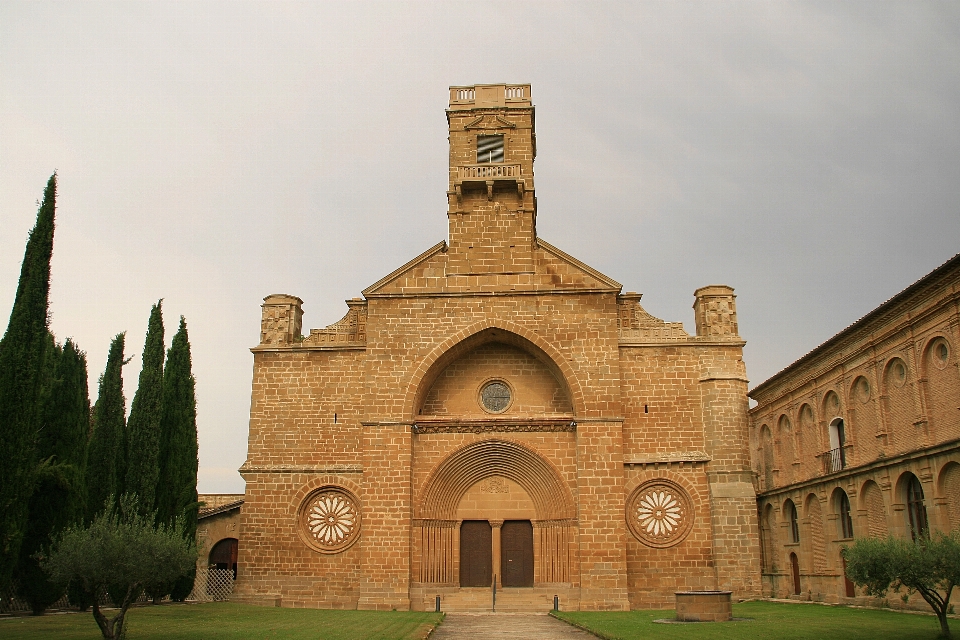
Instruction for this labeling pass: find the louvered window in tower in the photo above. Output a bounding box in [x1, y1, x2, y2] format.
[477, 135, 504, 163]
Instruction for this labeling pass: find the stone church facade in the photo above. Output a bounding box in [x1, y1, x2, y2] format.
[233, 84, 762, 611]
[750, 253, 960, 607]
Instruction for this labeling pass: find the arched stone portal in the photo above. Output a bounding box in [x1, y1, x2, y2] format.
[414, 439, 576, 587]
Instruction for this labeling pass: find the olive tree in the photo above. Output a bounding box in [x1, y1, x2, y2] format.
[843, 529, 960, 638]
[41, 496, 196, 640]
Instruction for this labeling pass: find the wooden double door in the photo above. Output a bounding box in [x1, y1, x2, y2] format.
[459, 520, 533, 588]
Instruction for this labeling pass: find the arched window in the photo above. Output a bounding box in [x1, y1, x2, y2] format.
[838, 491, 854, 540]
[785, 499, 800, 543]
[906, 475, 928, 541]
[760, 426, 774, 490]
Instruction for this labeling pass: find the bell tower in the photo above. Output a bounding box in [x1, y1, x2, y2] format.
[446, 84, 536, 275]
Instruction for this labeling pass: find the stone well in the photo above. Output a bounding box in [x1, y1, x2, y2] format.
[674, 591, 732, 622]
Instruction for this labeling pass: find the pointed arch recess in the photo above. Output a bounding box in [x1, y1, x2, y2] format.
[416, 439, 576, 521]
[403, 319, 585, 420]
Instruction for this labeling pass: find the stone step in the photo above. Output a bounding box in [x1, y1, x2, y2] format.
[417, 587, 569, 612]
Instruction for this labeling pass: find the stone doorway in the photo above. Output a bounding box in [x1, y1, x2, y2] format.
[790, 552, 801, 595]
[501, 520, 533, 587]
[460, 520, 492, 587]
[841, 556, 856, 597]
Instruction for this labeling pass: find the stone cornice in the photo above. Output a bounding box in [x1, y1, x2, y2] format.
[619, 339, 746, 348]
[251, 344, 366, 353]
[363, 288, 617, 299]
[239, 464, 363, 475]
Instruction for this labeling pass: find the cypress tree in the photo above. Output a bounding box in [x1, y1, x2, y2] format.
[0, 173, 56, 590]
[125, 301, 164, 513]
[86, 334, 127, 523]
[156, 317, 199, 601]
[15, 335, 91, 614]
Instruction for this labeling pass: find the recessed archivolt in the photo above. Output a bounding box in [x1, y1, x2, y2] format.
[403, 319, 583, 420]
[417, 439, 575, 521]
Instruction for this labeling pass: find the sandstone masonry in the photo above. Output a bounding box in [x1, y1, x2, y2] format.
[233, 84, 762, 611]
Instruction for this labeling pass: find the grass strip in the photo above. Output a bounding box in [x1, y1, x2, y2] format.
[0, 602, 444, 640]
[552, 600, 948, 640]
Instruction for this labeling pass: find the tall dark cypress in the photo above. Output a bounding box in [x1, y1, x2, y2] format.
[126, 301, 164, 513]
[15, 335, 91, 614]
[86, 334, 127, 523]
[156, 317, 199, 601]
[0, 174, 56, 590]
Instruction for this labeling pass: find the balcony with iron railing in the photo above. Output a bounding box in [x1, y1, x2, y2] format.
[818, 445, 851, 475]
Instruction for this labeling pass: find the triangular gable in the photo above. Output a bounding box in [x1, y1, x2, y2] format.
[537, 239, 622, 291]
[362, 238, 621, 297]
[362, 241, 448, 297]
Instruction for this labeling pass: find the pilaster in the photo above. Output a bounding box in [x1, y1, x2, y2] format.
[575, 418, 630, 610]
[357, 423, 412, 610]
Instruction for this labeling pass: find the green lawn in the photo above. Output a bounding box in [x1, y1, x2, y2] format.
[554, 601, 951, 640]
[0, 603, 443, 640]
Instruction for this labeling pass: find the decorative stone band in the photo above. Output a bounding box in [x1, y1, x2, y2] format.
[626, 479, 695, 549]
[412, 419, 577, 434]
[296, 486, 362, 554]
[624, 451, 710, 465]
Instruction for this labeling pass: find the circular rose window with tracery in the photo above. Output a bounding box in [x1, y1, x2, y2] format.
[297, 487, 361, 554]
[626, 479, 694, 548]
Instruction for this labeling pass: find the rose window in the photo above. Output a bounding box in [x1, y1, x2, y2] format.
[479, 380, 512, 413]
[626, 479, 694, 548]
[298, 487, 361, 554]
[637, 490, 682, 536]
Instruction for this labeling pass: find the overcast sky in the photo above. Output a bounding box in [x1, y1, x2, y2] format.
[2, 2, 959, 494]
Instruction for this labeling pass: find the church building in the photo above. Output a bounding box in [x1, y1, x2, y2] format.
[233, 84, 762, 611]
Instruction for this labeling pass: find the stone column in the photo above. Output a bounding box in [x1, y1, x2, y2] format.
[490, 520, 503, 588]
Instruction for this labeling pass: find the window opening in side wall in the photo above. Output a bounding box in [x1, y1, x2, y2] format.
[906, 474, 929, 541]
[786, 499, 800, 543]
[790, 552, 801, 595]
[838, 491, 854, 540]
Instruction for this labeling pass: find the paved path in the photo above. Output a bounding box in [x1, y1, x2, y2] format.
[429, 612, 597, 639]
